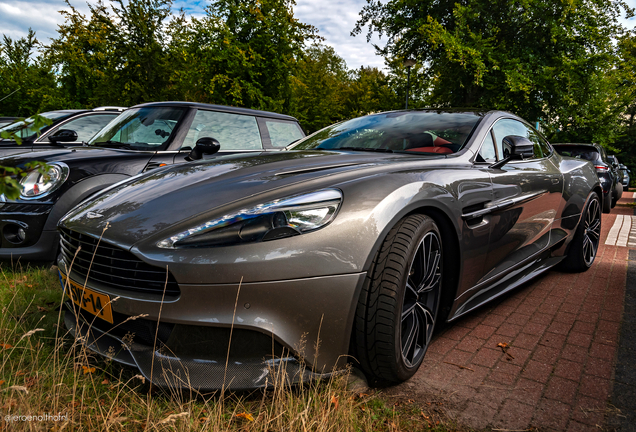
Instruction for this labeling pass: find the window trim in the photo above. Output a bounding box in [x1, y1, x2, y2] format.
[489, 117, 553, 163]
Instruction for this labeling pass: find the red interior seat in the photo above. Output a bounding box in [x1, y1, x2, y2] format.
[407, 146, 453, 154]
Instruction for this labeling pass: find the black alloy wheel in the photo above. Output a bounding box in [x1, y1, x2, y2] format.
[582, 195, 601, 267]
[354, 214, 443, 385]
[401, 231, 441, 367]
[561, 192, 601, 272]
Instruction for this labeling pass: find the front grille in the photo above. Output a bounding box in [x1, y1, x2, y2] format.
[60, 228, 180, 297]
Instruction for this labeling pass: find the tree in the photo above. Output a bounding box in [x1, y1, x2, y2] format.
[111, 0, 173, 105]
[289, 44, 349, 133]
[0, 29, 59, 116]
[343, 66, 399, 118]
[169, 0, 319, 112]
[354, 0, 632, 143]
[47, 1, 120, 107]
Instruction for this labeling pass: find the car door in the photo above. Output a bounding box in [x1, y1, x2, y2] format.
[36, 113, 120, 146]
[481, 118, 563, 282]
[173, 109, 265, 164]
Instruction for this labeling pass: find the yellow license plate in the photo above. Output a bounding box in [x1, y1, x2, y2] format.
[61, 272, 114, 324]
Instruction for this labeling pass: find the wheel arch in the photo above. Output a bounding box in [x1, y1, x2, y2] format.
[406, 206, 461, 324]
[360, 201, 462, 324]
[43, 174, 131, 231]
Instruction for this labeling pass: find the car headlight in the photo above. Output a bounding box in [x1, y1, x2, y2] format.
[20, 162, 69, 199]
[157, 189, 343, 248]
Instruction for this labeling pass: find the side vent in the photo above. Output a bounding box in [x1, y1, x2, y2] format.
[143, 162, 168, 172]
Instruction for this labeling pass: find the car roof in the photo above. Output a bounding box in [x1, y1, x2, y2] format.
[131, 101, 299, 121]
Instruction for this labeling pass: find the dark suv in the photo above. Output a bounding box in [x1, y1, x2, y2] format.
[0, 107, 126, 156]
[0, 101, 305, 261]
[553, 143, 621, 212]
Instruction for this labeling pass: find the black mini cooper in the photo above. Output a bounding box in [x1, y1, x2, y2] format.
[0, 102, 305, 261]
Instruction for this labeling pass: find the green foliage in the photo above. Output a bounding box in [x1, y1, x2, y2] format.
[354, 0, 633, 145]
[0, 30, 60, 116]
[47, 1, 121, 107]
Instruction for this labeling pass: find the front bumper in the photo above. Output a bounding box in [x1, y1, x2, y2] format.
[0, 202, 58, 261]
[59, 257, 366, 390]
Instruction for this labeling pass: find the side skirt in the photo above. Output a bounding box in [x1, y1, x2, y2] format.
[447, 253, 565, 322]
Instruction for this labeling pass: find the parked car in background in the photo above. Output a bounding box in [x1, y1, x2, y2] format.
[58, 109, 601, 390]
[552, 143, 621, 213]
[0, 107, 126, 156]
[619, 164, 631, 191]
[0, 102, 305, 261]
[0, 117, 18, 128]
[607, 155, 625, 200]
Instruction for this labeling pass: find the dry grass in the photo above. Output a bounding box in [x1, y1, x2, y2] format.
[0, 262, 459, 432]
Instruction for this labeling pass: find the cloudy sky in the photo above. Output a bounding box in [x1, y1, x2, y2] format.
[0, 0, 386, 70]
[1, 0, 636, 71]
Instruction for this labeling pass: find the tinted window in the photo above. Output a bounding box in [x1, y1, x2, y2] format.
[89, 107, 185, 150]
[492, 119, 547, 160]
[553, 146, 600, 162]
[265, 120, 304, 148]
[182, 110, 262, 150]
[54, 114, 119, 142]
[290, 111, 481, 153]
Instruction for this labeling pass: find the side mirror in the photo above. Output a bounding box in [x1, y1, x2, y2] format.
[490, 135, 534, 169]
[49, 129, 78, 143]
[185, 137, 221, 161]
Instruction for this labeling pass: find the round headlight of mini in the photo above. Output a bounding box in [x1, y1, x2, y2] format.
[20, 162, 69, 199]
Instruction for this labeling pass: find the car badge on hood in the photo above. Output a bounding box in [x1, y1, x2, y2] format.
[86, 211, 103, 219]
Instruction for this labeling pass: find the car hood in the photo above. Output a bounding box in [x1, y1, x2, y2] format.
[0, 146, 153, 167]
[0, 146, 158, 182]
[61, 150, 445, 247]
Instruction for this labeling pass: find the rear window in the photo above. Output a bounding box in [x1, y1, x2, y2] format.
[265, 120, 304, 148]
[553, 146, 599, 162]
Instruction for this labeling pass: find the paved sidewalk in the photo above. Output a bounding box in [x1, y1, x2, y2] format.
[388, 198, 632, 431]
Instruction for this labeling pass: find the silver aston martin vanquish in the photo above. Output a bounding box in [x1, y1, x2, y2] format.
[57, 110, 601, 390]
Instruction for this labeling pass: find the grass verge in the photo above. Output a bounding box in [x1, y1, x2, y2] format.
[0, 264, 460, 431]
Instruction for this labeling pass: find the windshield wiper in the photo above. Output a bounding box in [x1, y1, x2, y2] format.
[337, 146, 393, 153]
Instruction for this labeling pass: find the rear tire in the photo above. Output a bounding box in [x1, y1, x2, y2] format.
[603, 191, 611, 213]
[353, 214, 442, 386]
[560, 192, 601, 272]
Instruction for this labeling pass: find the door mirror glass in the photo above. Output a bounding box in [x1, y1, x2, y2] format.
[48, 129, 78, 143]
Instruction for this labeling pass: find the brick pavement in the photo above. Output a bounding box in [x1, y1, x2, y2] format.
[387, 195, 633, 431]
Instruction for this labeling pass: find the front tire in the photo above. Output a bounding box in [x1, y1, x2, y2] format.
[354, 214, 442, 385]
[560, 192, 601, 272]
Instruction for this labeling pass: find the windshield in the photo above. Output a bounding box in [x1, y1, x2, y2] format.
[89, 107, 186, 150]
[0, 111, 73, 141]
[289, 111, 482, 154]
